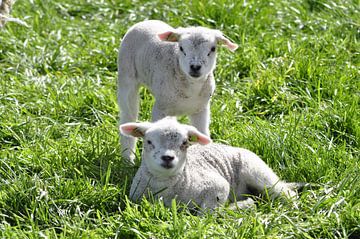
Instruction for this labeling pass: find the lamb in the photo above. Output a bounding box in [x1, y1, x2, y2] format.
[117, 20, 238, 163]
[120, 117, 301, 212]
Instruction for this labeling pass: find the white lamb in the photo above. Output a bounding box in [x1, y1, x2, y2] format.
[120, 117, 301, 212]
[117, 20, 238, 163]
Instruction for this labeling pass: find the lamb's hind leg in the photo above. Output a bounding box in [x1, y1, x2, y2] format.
[118, 80, 140, 164]
[240, 150, 297, 199]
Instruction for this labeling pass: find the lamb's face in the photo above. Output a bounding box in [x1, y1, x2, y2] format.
[142, 126, 190, 178]
[120, 117, 212, 177]
[177, 32, 217, 79]
[158, 26, 237, 79]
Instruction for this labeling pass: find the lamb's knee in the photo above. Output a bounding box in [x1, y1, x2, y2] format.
[199, 175, 230, 210]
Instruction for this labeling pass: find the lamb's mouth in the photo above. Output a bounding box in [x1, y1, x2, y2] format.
[161, 162, 174, 169]
[189, 71, 201, 78]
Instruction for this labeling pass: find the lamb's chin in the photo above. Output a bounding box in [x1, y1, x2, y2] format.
[161, 162, 174, 169]
[149, 165, 181, 178]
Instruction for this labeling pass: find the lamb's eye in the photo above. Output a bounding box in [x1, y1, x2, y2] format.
[181, 139, 189, 148]
[208, 46, 216, 56]
[147, 140, 152, 145]
[179, 46, 186, 55]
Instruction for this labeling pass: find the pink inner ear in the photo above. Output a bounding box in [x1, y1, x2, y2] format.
[224, 40, 238, 52]
[196, 133, 212, 145]
[158, 31, 173, 41]
[120, 124, 137, 135]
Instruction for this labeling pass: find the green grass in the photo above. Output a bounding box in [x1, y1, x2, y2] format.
[1, 0, 359, 238]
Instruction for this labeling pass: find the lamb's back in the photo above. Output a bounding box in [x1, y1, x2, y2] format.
[121, 20, 174, 54]
[119, 20, 178, 85]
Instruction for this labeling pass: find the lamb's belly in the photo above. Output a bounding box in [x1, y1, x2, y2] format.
[165, 96, 207, 116]
[175, 101, 202, 115]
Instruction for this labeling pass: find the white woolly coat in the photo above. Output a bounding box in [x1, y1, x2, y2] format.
[130, 143, 288, 210]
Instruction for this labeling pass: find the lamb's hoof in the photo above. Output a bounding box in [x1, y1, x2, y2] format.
[229, 198, 256, 210]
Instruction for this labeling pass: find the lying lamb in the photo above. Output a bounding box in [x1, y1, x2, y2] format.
[120, 117, 301, 212]
[117, 20, 238, 163]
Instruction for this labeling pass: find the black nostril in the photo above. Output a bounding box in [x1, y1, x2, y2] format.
[190, 64, 201, 71]
[161, 155, 174, 162]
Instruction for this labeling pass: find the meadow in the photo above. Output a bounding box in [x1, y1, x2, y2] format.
[0, 0, 359, 238]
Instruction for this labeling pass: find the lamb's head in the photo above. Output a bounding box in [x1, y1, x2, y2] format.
[120, 117, 211, 177]
[158, 27, 238, 79]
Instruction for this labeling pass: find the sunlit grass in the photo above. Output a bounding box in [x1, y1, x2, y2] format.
[1, 0, 359, 238]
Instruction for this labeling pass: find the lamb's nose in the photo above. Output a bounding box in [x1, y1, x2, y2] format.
[190, 64, 201, 72]
[161, 155, 174, 162]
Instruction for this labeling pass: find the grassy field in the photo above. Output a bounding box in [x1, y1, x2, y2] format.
[0, 0, 359, 238]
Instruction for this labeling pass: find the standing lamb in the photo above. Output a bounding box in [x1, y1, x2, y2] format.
[120, 117, 301, 212]
[117, 20, 238, 163]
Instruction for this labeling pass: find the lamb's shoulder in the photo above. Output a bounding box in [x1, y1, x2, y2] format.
[187, 143, 243, 182]
[136, 44, 177, 83]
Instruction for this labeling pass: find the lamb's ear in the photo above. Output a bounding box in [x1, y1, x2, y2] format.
[158, 31, 180, 42]
[214, 30, 238, 52]
[187, 127, 212, 145]
[120, 122, 152, 138]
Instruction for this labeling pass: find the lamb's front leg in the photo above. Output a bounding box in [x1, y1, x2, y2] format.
[118, 81, 140, 164]
[197, 174, 230, 214]
[189, 104, 210, 136]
